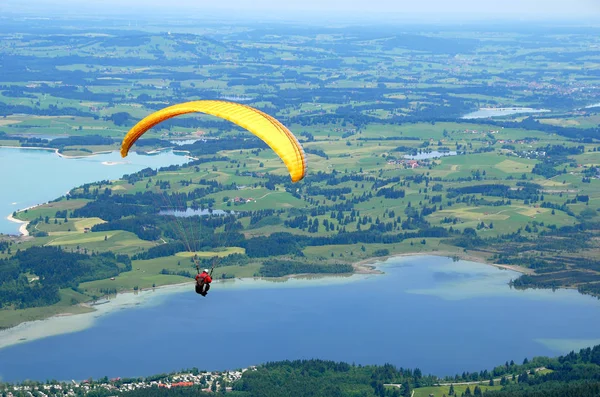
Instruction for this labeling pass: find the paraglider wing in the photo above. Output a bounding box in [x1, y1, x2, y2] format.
[120, 100, 307, 182]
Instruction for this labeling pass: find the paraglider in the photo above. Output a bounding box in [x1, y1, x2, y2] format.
[120, 100, 308, 298]
[195, 267, 212, 297]
[120, 100, 307, 182]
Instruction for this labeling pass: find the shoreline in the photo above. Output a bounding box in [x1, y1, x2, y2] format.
[0, 145, 111, 237]
[0, 143, 183, 160]
[0, 143, 189, 236]
[354, 251, 534, 276]
[4, 202, 50, 237]
[0, 144, 531, 348]
[478, 107, 550, 112]
[0, 271, 373, 350]
[0, 281, 193, 351]
[5, 212, 30, 237]
[0, 252, 528, 350]
[1, 144, 115, 160]
[4, 196, 70, 238]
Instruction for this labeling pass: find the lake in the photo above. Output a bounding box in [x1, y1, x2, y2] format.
[1, 256, 600, 382]
[404, 151, 457, 160]
[0, 147, 190, 235]
[462, 107, 550, 119]
[170, 139, 200, 146]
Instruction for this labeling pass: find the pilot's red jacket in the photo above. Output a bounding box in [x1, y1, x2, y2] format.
[196, 272, 212, 284]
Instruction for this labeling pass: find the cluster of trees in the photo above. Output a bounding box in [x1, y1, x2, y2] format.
[179, 138, 268, 156]
[0, 247, 126, 309]
[233, 359, 420, 397]
[73, 198, 153, 221]
[304, 148, 329, 159]
[160, 269, 194, 278]
[241, 228, 451, 258]
[447, 183, 541, 202]
[532, 161, 563, 178]
[484, 345, 600, 397]
[0, 240, 10, 254]
[376, 187, 406, 199]
[258, 260, 352, 277]
[229, 345, 600, 396]
[51, 135, 115, 147]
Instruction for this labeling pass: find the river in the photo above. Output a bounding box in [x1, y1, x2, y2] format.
[1, 256, 600, 382]
[0, 147, 190, 235]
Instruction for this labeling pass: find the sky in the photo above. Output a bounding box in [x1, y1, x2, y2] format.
[3, 0, 600, 22]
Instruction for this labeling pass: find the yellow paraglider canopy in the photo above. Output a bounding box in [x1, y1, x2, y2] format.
[120, 100, 307, 182]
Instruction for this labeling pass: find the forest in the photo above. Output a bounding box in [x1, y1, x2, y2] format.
[0, 247, 128, 310]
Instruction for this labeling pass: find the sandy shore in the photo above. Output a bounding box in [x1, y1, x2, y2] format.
[4, 196, 72, 237]
[1, 143, 183, 160]
[0, 282, 192, 350]
[0, 145, 112, 159]
[5, 201, 51, 237]
[1, 144, 124, 236]
[0, 272, 373, 350]
[5, 212, 30, 237]
[0, 145, 57, 152]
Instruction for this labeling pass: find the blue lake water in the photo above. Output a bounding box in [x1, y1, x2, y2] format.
[0, 147, 190, 235]
[462, 108, 550, 119]
[2, 256, 600, 382]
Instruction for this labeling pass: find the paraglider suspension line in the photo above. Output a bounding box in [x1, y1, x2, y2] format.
[195, 258, 216, 277]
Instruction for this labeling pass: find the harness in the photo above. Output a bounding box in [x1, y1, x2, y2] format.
[195, 256, 216, 282]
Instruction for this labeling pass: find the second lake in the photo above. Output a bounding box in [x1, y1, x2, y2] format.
[0, 147, 190, 235]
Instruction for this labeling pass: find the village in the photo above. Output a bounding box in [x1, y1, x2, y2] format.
[1, 367, 253, 396]
[386, 158, 422, 169]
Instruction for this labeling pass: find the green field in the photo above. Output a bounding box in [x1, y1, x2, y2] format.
[79, 250, 260, 296]
[0, 288, 93, 330]
[412, 383, 503, 397]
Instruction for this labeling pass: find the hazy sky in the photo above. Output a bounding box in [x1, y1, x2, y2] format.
[4, 0, 600, 21]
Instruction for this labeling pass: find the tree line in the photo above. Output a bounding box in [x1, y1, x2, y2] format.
[0, 247, 128, 310]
